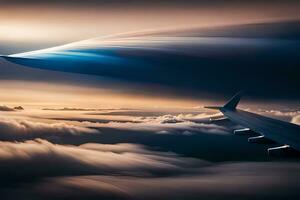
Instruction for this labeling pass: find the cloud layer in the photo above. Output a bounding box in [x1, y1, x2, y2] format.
[0, 108, 299, 200]
[0, 105, 15, 111]
[0, 118, 98, 140]
[77, 113, 232, 135]
[38, 162, 300, 200]
[0, 139, 205, 182]
[0, 141, 299, 200]
[292, 115, 300, 125]
[1, 139, 300, 200]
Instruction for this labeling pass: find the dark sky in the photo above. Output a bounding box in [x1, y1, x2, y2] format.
[2, 0, 300, 6]
[1, 0, 300, 102]
[4, 20, 300, 100]
[1, 0, 299, 53]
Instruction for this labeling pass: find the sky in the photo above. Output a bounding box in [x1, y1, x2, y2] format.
[1, 0, 300, 102]
[1, 0, 300, 53]
[1, 1, 300, 199]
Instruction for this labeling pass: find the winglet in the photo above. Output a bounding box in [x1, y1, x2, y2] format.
[223, 91, 243, 110]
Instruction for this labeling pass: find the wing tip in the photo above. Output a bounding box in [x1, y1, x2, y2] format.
[223, 91, 244, 110]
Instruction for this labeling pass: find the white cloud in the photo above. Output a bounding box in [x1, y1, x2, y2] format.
[262, 110, 300, 117]
[83, 113, 230, 135]
[291, 115, 300, 125]
[0, 118, 98, 140]
[0, 139, 206, 178]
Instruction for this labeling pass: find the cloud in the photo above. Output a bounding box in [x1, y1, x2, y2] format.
[53, 162, 300, 199]
[0, 139, 206, 181]
[0, 139, 206, 199]
[10, 162, 300, 200]
[291, 115, 300, 125]
[0, 111, 298, 199]
[0, 105, 17, 111]
[2, 109, 299, 200]
[14, 106, 24, 110]
[0, 105, 24, 112]
[1, 139, 299, 200]
[88, 110, 198, 117]
[47, 117, 141, 124]
[41, 112, 230, 136]
[261, 109, 300, 117]
[240, 109, 300, 123]
[43, 107, 130, 111]
[0, 118, 98, 140]
[83, 113, 230, 135]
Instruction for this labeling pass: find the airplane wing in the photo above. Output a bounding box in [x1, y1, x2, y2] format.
[206, 92, 300, 155]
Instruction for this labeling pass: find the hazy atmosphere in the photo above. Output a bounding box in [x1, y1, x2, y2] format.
[0, 0, 300, 199]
